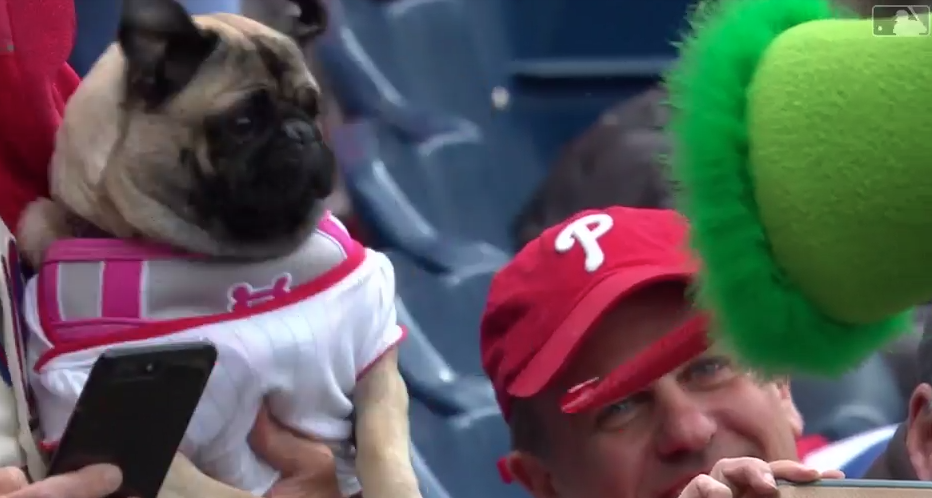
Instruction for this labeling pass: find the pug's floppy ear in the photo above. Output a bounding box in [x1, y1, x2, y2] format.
[290, 0, 328, 41]
[119, 0, 219, 109]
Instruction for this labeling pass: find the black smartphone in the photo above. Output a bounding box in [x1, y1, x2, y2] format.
[48, 341, 217, 498]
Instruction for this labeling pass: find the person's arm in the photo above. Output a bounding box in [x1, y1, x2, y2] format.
[354, 348, 420, 498]
[346, 252, 419, 498]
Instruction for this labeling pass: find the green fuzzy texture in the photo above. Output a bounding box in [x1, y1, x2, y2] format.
[751, 18, 932, 325]
[666, 0, 912, 376]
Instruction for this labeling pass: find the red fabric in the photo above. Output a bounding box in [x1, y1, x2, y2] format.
[480, 207, 699, 417]
[559, 314, 709, 414]
[796, 435, 830, 460]
[0, 0, 79, 229]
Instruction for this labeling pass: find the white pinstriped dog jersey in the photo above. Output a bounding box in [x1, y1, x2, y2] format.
[22, 213, 405, 496]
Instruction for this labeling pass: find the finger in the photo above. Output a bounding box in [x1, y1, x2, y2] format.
[249, 403, 302, 475]
[684, 475, 733, 498]
[0, 467, 28, 495]
[768, 460, 822, 483]
[9, 464, 122, 498]
[819, 469, 845, 480]
[715, 458, 778, 496]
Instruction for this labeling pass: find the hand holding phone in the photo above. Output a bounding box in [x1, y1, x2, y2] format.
[48, 341, 216, 498]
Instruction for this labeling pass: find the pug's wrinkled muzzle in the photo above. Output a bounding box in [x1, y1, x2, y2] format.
[282, 119, 317, 144]
[190, 118, 336, 244]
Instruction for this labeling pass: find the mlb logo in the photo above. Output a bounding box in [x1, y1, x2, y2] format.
[872, 5, 932, 36]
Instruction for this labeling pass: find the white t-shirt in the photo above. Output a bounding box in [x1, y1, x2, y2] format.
[22, 214, 404, 496]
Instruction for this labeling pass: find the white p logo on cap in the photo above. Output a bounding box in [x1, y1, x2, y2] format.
[554, 213, 614, 272]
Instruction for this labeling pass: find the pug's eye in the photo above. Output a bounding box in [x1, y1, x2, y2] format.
[226, 90, 274, 137]
[233, 116, 255, 134]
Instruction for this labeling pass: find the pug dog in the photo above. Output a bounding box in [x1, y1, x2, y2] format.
[15, 2, 420, 498]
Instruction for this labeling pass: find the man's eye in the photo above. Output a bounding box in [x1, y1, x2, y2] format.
[597, 393, 648, 428]
[682, 356, 736, 386]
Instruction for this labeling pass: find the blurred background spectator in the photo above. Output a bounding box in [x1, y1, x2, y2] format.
[511, 86, 672, 250]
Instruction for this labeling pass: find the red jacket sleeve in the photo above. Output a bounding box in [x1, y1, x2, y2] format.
[0, 0, 78, 229]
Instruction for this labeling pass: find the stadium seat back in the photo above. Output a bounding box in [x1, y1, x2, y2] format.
[389, 251, 498, 376]
[410, 401, 521, 498]
[503, 1, 692, 163]
[792, 354, 906, 441]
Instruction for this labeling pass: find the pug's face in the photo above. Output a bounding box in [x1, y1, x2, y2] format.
[91, 0, 333, 259]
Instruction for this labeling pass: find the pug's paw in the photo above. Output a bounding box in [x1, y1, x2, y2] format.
[16, 198, 73, 267]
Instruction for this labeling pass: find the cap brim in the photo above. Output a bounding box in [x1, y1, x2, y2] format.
[560, 314, 709, 413]
[507, 265, 695, 397]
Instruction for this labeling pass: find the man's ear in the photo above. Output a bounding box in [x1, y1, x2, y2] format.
[119, 0, 219, 109]
[773, 377, 804, 438]
[907, 383, 932, 480]
[506, 451, 559, 498]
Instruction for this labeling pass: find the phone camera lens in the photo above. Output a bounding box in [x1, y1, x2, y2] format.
[144, 363, 155, 374]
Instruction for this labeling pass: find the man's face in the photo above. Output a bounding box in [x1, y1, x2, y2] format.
[510, 284, 802, 498]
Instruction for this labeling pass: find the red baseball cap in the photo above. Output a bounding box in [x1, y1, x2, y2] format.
[480, 207, 700, 418]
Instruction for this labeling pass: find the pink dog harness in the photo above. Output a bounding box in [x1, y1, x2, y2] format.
[34, 213, 359, 350]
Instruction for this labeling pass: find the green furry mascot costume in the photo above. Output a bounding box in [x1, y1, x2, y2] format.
[668, 0, 930, 376]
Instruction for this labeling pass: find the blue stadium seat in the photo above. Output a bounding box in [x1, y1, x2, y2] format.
[397, 297, 497, 415]
[331, 119, 518, 260]
[366, 0, 545, 247]
[410, 400, 521, 498]
[414, 127, 540, 250]
[390, 251, 500, 377]
[501, 1, 690, 163]
[508, 61, 668, 169]
[792, 354, 906, 441]
[413, 446, 459, 498]
[328, 105, 541, 251]
[322, 0, 543, 251]
[318, 0, 396, 116]
[398, 295, 517, 498]
[400, 302, 506, 498]
[373, 0, 508, 126]
[503, 2, 691, 60]
[318, 0, 461, 142]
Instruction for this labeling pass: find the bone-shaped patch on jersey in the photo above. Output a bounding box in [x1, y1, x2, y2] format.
[227, 273, 294, 312]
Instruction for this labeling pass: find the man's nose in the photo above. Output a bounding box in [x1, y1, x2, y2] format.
[653, 384, 717, 458]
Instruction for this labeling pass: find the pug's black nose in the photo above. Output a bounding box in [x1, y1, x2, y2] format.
[282, 119, 316, 143]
